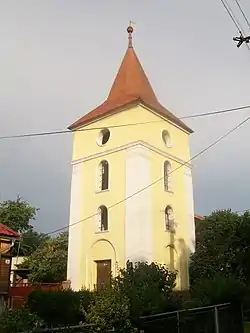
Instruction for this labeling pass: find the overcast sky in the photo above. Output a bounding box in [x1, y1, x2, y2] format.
[0, 0, 250, 233]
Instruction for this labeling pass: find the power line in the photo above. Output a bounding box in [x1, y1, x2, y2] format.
[36, 114, 250, 237]
[180, 105, 250, 119]
[0, 120, 162, 140]
[234, 0, 250, 30]
[0, 105, 249, 141]
[220, 0, 244, 32]
[220, 0, 250, 50]
[235, 208, 250, 214]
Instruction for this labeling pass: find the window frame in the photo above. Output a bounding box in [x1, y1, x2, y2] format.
[162, 130, 172, 148]
[96, 205, 109, 232]
[100, 160, 109, 191]
[163, 160, 172, 192]
[97, 128, 111, 146]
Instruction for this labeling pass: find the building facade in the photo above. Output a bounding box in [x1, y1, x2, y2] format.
[67, 26, 195, 291]
[0, 223, 20, 312]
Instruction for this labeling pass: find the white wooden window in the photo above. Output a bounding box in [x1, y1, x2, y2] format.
[99, 160, 109, 191]
[164, 161, 172, 191]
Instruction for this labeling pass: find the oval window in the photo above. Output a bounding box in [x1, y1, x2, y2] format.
[162, 130, 172, 147]
[97, 128, 110, 146]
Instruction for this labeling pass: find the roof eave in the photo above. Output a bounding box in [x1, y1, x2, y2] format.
[68, 99, 141, 131]
[139, 101, 193, 134]
[0, 234, 20, 240]
[68, 98, 193, 134]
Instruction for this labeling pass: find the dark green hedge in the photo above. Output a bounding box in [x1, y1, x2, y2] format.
[26, 289, 94, 327]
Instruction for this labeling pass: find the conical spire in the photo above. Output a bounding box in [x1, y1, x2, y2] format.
[107, 26, 158, 104]
[69, 26, 192, 133]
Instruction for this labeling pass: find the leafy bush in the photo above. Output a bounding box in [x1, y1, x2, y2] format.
[0, 308, 43, 333]
[27, 289, 93, 327]
[189, 274, 246, 307]
[190, 210, 250, 284]
[86, 286, 133, 333]
[21, 232, 68, 283]
[114, 261, 177, 325]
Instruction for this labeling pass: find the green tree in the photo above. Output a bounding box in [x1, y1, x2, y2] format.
[16, 230, 50, 256]
[190, 209, 250, 283]
[0, 196, 48, 257]
[21, 232, 68, 282]
[114, 261, 177, 325]
[0, 196, 38, 233]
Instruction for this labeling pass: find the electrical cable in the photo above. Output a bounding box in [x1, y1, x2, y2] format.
[179, 105, 250, 119]
[234, 0, 250, 30]
[220, 0, 245, 32]
[0, 105, 249, 141]
[30, 114, 250, 237]
[220, 0, 250, 51]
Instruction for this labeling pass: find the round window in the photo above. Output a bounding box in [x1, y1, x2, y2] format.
[162, 130, 172, 147]
[97, 128, 110, 146]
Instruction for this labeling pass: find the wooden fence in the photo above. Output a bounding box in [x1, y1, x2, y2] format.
[9, 282, 62, 308]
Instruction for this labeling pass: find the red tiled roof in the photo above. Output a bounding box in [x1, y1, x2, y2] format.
[69, 28, 193, 133]
[0, 223, 20, 238]
[194, 214, 205, 221]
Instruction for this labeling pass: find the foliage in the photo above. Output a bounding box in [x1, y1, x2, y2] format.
[114, 261, 177, 325]
[0, 196, 46, 256]
[20, 232, 68, 282]
[0, 308, 43, 333]
[86, 286, 133, 333]
[0, 196, 37, 233]
[27, 289, 93, 327]
[189, 274, 246, 307]
[15, 229, 50, 256]
[190, 210, 250, 284]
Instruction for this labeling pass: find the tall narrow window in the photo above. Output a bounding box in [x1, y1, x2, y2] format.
[97, 205, 108, 232]
[99, 160, 109, 191]
[165, 206, 175, 232]
[164, 161, 172, 191]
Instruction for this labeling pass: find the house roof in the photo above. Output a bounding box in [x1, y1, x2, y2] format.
[69, 26, 193, 133]
[0, 223, 20, 238]
[194, 214, 205, 221]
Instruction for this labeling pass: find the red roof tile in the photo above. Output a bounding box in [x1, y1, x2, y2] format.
[194, 214, 205, 221]
[69, 27, 192, 133]
[0, 223, 20, 238]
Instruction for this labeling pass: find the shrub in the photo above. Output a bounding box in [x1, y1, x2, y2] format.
[114, 261, 177, 324]
[86, 286, 133, 333]
[0, 308, 43, 333]
[27, 289, 93, 327]
[189, 274, 246, 307]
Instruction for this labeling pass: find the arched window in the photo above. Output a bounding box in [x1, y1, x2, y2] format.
[163, 161, 172, 191]
[97, 205, 108, 232]
[162, 130, 172, 147]
[99, 160, 109, 191]
[165, 206, 175, 232]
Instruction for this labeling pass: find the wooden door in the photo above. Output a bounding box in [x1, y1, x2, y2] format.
[96, 260, 111, 289]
